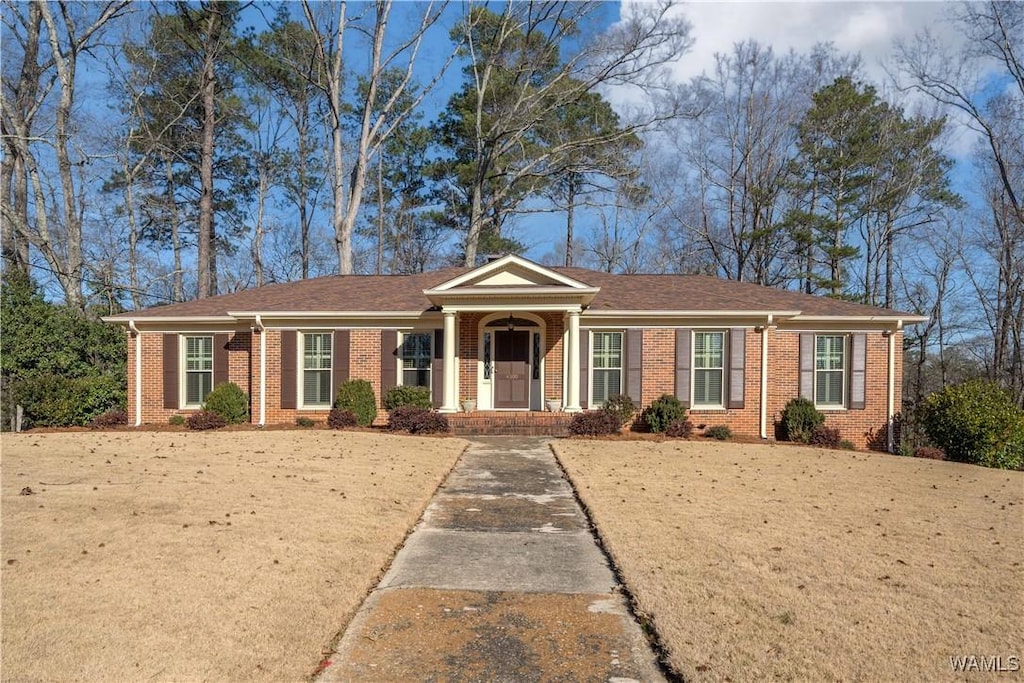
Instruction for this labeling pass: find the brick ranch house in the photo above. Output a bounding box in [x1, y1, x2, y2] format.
[104, 255, 925, 449]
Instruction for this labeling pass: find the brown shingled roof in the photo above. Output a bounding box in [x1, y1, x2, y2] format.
[108, 264, 916, 320]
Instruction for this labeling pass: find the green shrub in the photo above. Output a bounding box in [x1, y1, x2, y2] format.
[334, 379, 377, 426]
[327, 408, 358, 429]
[913, 446, 945, 461]
[383, 385, 432, 410]
[644, 394, 686, 433]
[569, 410, 622, 436]
[665, 419, 694, 438]
[839, 439, 856, 451]
[705, 424, 732, 441]
[295, 416, 315, 428]
[809, 425, 842, 449]
[168, 414, 186, 426]
[203, 382, 249, 424]
[780, 397, 824, 443]
[187, 409, 226, 431]
[10, 373, 125, 428]
[601, 394, 636, 427]
[919, 380, 1024, 470]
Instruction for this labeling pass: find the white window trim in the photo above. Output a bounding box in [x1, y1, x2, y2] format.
[397, 330, 433, 398]
[299, 330, 333, 410]
[180, 334, 213, 409]
[589, 330, 623, 408]
[691, 330, 726, 410]
[814, 333, 848, 410]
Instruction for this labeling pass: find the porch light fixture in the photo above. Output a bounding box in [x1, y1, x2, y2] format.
[507, 313, 515, 331]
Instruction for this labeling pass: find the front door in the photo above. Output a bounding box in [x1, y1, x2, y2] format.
[494, 330, 530, 409]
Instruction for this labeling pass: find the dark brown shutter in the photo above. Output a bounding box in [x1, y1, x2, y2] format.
[280, 331, 297, 409]
[213, 333, 229, 387]
[333, 331, 350, 400]
[799, 333, 814, 401]
[675, 328, 691, 409]
[850, 333, 866, 410]
[728, 328, 746, 409]
[162, 334, 179, 409]
[626, 329, 643, 403]
[381, 330, 398, 402]
[431, 329, 444, 409]
[579, 329, 589, 410]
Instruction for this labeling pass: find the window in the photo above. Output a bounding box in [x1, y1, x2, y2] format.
[302, 332, 332, 407]
[591, 331, 622, 407]
[401, 332, 431, 389]
[693, 331, 725, 407]
[184, 336, 213, 406]
[815, 335, 846, 407]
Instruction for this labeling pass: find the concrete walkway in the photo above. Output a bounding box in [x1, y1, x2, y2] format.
[316, 437, 665, 682]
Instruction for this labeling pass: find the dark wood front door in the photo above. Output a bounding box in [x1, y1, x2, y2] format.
[494, 330, 530, 409]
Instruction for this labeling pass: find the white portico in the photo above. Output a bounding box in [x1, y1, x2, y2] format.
[423, 255, 599, 414]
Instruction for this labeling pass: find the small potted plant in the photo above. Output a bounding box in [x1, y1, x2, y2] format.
[546, 397, 561, 412]
[461, 397, 476, 412]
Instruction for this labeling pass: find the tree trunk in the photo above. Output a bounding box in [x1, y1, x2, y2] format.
[565, 174, 577, 267]
[254, 160, 267, 287]
[196, 8, 220, 299]
[376, 153, 385, 274]
[164, 153, 184, 302]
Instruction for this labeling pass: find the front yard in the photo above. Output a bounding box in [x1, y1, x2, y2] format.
[554, 440, 1023, 681]
[1, 430, 466, 681]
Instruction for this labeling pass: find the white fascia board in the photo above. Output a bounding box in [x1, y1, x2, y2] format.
[429, 254, 592, 291]
[790, 314, 927, 324]
[444, 303, 584, 313]
[582, 310, 801, 319]
[227, 310, 430, 320]
[424, 285, 600, 299]
[103, 315, 237, 325]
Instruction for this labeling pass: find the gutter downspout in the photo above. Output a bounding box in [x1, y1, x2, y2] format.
[255, 315, 266, 427]
[886, 320, 902, 453]
[760, 314, 772, 440]
[129, 321, 142, 427]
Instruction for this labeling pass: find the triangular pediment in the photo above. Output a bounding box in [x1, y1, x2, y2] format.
[428, 254, 592, 291]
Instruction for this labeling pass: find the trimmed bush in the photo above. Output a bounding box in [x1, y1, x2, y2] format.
[386, 406, 449, 434]
[809, 425, 842, 449]
[383, 385, 432, 411]
[913, 446, 945, 461]
[780, 397, 824, 443]
[295, 416, 315, 428]
[644, 394, 686, 433]
[91, 409, 128, 428]
[335, 379, 377, 426]
[327, 408, 358, 430]
[839, 439, 856, 451]
[705, 424, 732, 441]
[665, 419, 694, 438]
[203, 382, 249, 424]
[187, 409, 226, 431]
[10, 373, 125, 428]
[568, 410, 622, 437]
[601, 394, 636, 427]
[919, 380, 1024, 470]
[168, 414, 186, 426]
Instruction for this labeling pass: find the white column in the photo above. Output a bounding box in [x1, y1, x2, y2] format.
[759, 315, 771, 439]
[441, 310, 459, 412]
[565, 310, 581, 411]
[886, 322, 901, 453]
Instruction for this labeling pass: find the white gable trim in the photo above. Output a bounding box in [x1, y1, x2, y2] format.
[426, 254, 592, 292]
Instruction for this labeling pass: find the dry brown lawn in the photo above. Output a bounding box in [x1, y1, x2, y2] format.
[554, 440, 1024, 682]
[1, 430, 465, 682]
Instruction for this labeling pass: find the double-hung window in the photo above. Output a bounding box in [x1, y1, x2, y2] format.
[815, 335, 846, 407]
[184, 336, 213, 406]
[693, 331, 725, 407]
[302, 332, 332, 407]
[401, 332, 432, 389]
[591, 331, 623, 407]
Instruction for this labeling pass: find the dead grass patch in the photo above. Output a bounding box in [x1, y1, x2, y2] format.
[1, 430, 465, 682]
[554, 440, 1024, 682]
